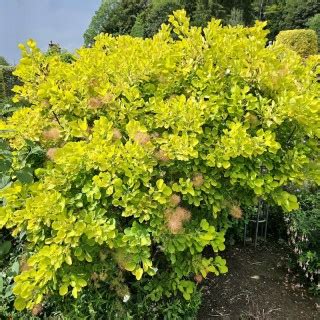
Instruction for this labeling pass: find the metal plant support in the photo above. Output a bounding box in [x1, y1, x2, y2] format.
[243, 198, 269, 248]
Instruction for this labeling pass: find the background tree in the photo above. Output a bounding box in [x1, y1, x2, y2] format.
[84, 0, 255, 43]
[0, 56, 9, 66]
[307, 14, 320, 45]
[227, 7, 244, 26]
[134, 0, 182, 38]
[262, 1, 286, 39]
[188, 0, 226, 26]
[261, 0, 320, 39]
[84, 0, 147, 46]
[282, 0, 320, 30]
[85, 0, 320, 44]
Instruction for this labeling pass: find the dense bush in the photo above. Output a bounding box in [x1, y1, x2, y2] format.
[276, 29, 318, 57]
[286, 186, 320, 295]
[0, 11, 319, 313]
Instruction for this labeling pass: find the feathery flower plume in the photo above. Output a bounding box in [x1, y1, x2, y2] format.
[175, 207, 191, 221]
[88, 97, 104, 109]
[102, 93, 115, 104]
[230, 204, 243, 219]
[192, 173, 204, 187]
[31, 304, 43, 316]
[166, 207, 191, 234]
[112, 128, 122, 140]
[154, 149, 170, 162]
[42, 127, 60, 141]
[170, 194, 181, 207]
[46, 148, 57, 161]
[194, 274, 203, 283]
[133, 131, 151, 145]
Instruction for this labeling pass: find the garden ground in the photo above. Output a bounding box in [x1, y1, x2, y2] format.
[198, 242, 320, 320]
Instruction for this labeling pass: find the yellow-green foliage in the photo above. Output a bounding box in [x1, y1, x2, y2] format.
[276, 29, 318, 57]
[0, 10, 319, 311]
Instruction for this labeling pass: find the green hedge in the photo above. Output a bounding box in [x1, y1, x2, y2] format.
[0, 66, 19, 101]
[276, 29, 318, 57]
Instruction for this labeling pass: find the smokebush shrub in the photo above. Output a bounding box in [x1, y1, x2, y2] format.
[0, 10, 319, 312]
[276, 29, 318, 57]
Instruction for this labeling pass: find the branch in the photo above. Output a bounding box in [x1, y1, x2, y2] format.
[52, 111, 63, 128]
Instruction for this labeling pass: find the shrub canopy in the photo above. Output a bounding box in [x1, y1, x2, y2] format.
[0, 10, 319, 311]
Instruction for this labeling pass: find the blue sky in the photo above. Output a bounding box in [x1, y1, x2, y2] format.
[0, 0, 101, 64]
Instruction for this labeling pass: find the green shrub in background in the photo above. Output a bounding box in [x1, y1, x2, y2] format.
[286, 186, 320, 295]
[276, 29, 318, 57]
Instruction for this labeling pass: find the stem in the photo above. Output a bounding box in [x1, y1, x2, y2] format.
[52, 111, 62, 127]
[286, 125, 297, 147]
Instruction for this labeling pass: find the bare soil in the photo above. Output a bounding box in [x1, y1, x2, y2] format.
[198, 242, 320, 320]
